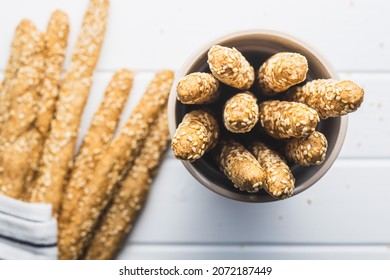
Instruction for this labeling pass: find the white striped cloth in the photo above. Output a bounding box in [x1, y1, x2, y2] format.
[0, 194, 57, 259]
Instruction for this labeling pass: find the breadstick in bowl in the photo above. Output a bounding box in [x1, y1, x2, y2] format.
[84, 107, 170, 260]
[259, 100, 320, 139]
[258, 52, 308, 95]
[176, 72, 219, 104]
[285, 131, 328, 166]
[249, 141, 295, 199]
[172, 110, 219, 161]
[288, 79, 364, 119]
[223, 92, 259, 133]
[207, 45, 254, 90]
[217, 140, 265, 193]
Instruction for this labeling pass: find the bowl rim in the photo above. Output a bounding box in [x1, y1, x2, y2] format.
[168, 29, 348, 203]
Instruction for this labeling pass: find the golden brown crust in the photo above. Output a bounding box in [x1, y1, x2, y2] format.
[84, 107, 169, 260]
[58, 70, 173, 260]
[27, 0, 110, 215]
[223, 92, 258, 133]
[0, 20, 44, 145]
[59, 69, 133, 230]
[258, 52, 308, 95]
[0, 129, 42, 199]
[66, 0, 110, 81]
[176, 72, 219, 104]
[207, 45, 254, 90]
[35, 10, 70, 136]
[259, 100, 320, 139]
[3, 20, 43, 84]
[21, 11, 70, 194]
[288, 79, 364, 119]
[171, 110, 219, 161]
[249, 141, 294, 199]
[218, 140, 265, 193]
[0, 20, 45, 199]
[0, 20, 41, 127]
[285, 131, 328, 166]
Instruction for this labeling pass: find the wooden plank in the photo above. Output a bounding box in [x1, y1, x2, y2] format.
[0, 0, 389, 72]
[117, 244, 390, 260]
[123, 158, 390, 244]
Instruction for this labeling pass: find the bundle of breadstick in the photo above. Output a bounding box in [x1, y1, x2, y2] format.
[172, 46, 365, 199]
[27, 0, 110, 217]
[1, 0, 174, 260]
[0, 11, 69, 200]
[59, 70, 173, 260]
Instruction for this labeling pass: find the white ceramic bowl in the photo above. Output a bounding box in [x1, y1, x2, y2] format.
[168, 30, 348, 202]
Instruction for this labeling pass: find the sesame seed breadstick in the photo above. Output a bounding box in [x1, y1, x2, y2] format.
[3, 20, 43, 84]
[249, 141, 294, 199]
[66, 0, 110, 81]
[59, 69, 133, 229]
[285, 131, 328, 166]
[207, 45, 254, 90]
[0, 21, 44, 199]
[0, 20, 44, 145]
[176, 72, 219, 104]
[20, 11, 70, 195]
[258, 52, 308, 95]
[0, 20, 40, 126]
[27, 0, 110, 215]
[288, 79, 364, 119]
[35, 10, 70, 136]
[0, 129, 42, 198]
[59, 70, 174, 260]
[223, 92, 258, 133]
[217, 140, 265, 193]
[85, 107, 170, 260]
[171, 110, 219, 161]
[259, 100, 320, 139]
[0, 19, 40, 123]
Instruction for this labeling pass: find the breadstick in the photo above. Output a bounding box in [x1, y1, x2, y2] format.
[59, 69, 133, 229]
[0, 129, 42, 199]
[3, 20, 43, 84]
[85, 107, 169, 260]
[249, 141, 294, 199]
[35, 10, 70, 136]
[27, 0, 110, 215]
[59, 70, 173, 260]
[217, 140, 265, 193]
[285, 131, 328, 166]
[223, 92, 258, 133]
[207, 45, 254, 90]
[288, 79, 364, 119]
[0, 20, 44, 145]
[176, 72, 219, 104]
[0, 21, 44, 198]
[172, 110, 219, 161]
[259, 100, 320, 139]
[0, 20, 41, 128]
[19, 11, 70, 195]
[258, 52, 308, 95]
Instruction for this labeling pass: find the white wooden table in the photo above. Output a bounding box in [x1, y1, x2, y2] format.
[1, 0, 389, 259]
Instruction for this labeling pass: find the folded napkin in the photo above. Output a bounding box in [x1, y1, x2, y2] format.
[0, 194, 57, 259]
